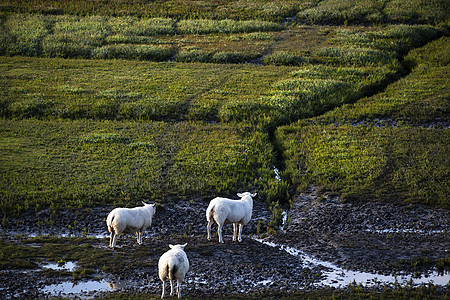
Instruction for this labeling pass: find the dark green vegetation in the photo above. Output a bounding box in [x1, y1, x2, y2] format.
[0, 120, 274, 212]
[1, 0, 448, 25]
[278, 124, 449, 207]
[0, 1, 449, 214]
[278, 37, 449, 208]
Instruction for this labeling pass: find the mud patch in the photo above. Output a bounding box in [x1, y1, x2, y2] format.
[1, 190, 449, 298]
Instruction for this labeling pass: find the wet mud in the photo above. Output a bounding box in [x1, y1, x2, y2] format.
[0, 188, 449, 298]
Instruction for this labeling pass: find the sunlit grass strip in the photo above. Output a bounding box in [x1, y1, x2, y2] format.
[0, 56, 291, 122]
[331, 25, 441, 56]
[0, 120, 275, 213]
[2, 13, 49, 56]
[297, 0, 385, 25]
[276, 124, 449, 208]
[177, 19, 283, 34]
[92, 44, 175, 61]
[316, 36, 449, 124]
[383, 0, 449, 25]
[296, 0, 448, 25]
[315, 47, 398, 67]
[0, 0, 303, 22]
[218, 63, 400, 124]
[217, 25, 441, 125]
[0, 14, 283, 60]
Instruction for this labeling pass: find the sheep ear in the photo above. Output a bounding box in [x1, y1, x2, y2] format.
[182, 243, 187, 248]
[142, 201, 148, 206]
[252, 193, 257, 197]
[237, 193, 243, 197]
[169, 244, 174, 249]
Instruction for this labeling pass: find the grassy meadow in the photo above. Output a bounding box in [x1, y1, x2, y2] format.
[277, 36, 449, 208]
[0, 0, 449, 218]
[0, 119, 276, 213]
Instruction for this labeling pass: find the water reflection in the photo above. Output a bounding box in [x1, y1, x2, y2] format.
[41, 278, 145, 298]
[41, 261, 77, 272]
[254, 238, 450, 287]
[42, 280, 110, 297]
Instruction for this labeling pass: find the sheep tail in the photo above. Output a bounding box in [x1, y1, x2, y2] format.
[169, 264, 178, 280]
[108, 214, 115, 234]
[206, 203, 215, 223]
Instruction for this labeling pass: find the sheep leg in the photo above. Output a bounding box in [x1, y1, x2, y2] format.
[207, 221, 212, 240]
[238, 224, 243, 242]
[109, 232, 114, 248]
[170, 279, 175, 296]
[136, 231, 142, 245]
[111, 232, 118, 249]
[177, 279, 182, 299]
[232, 223, 237, 241]
[218, 225, 224, 243]
[161, 280, 165, 299]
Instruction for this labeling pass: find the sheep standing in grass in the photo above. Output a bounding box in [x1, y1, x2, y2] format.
[158, 243, 189, 299]
[106, 202, 156, 248]
[206, 192, 256, 243]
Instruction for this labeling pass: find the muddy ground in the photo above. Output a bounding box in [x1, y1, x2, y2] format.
[1, 187, 449, 298]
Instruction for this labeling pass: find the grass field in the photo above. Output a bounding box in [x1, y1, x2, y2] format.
[277, 36, 450, 208]
[0, 120, 277, 213]
[0, 0, 448, 216]
[316, 36, 450, 125]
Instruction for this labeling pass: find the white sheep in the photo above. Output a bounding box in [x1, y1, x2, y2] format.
[206, 192, 256, 243]
[158, 243, 189, 299]
[106, 202, 156, 248]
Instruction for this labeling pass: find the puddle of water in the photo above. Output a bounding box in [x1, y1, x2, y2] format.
[42, 261, 77, 272]
[27, 232, 110, 239]
[41, 278, 148, 298]
[254, 238, 450, 288]
[42, 280, 111, 298]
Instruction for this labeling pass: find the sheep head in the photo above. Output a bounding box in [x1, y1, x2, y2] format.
[169, 243, 188, 250]
[142, 201, 156, 215]
[237, 192, 257, 198]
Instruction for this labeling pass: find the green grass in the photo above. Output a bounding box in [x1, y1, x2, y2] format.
[0, 0, 306, 22]
[219, 62, 400, 125]
[277, 124, 449, 208]
[0, 56, 292, 122]
[0, 14, 283, 60]
[275, 36, 449, 209]
[1, 13, 442, 64]
[0, 120, 275, 213]
[2, 0, 448, 26]
[297, 0, 386, 25]
[316, 36, 450, 125]
[297, 0, 449, 25]
[0, 2, 448, 213]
